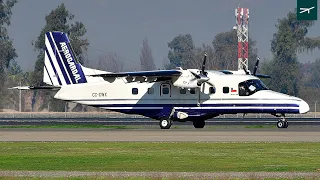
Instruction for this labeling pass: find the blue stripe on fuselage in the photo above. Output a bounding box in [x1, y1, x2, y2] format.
[91, 103, 299, 108]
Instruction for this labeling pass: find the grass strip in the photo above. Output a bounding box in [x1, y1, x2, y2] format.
[0, 142, 319, 172]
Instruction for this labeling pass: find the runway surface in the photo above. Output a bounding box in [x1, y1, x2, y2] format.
[2, 117, 320, 125]
[1, 127, 320, 142]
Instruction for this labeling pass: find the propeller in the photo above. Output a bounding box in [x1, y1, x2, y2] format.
[190, 52, 213, 106]
[189, 52, 211, 86]
[243, 57, 271, 78]
[201, 52, 207, 75]
[252, 57, 260, 76]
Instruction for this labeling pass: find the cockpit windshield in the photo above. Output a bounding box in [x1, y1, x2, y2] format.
[238, 79, 269, 96]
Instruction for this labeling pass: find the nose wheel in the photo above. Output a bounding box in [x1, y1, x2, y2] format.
[159, 119, 172, 129]
[277, 118, 288, 128]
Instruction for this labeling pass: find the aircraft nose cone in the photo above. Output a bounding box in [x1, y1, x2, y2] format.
[299, 100, 310, 114]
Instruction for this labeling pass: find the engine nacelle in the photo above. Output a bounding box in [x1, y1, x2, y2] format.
[172, 79, 199, 88]
[172, 69, 210, 88]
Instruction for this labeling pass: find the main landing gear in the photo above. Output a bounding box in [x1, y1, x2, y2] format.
[193, 120, 205, 128]
[159, 119, 206, 129]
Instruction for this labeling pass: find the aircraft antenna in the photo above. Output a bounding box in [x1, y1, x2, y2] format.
[235, 7, 249, 71]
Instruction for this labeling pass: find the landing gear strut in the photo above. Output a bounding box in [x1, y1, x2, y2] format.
[159, 119, 172, 129]
[277, 117, 288, 128]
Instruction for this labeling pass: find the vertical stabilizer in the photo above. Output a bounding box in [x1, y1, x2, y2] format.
[43, 31, 87, 86]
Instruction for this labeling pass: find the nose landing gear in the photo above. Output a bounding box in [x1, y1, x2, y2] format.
[277, 118, 288, 128]
[272, 113, 288, 128]
[159, 119, 172, 129]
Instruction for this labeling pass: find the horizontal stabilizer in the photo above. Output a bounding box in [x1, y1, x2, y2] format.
[90, 70, 182, 78]
[9, 86, 61, 90]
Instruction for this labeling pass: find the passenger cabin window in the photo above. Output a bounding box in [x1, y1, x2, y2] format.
[223, 87, 229, 94]
[239, 79, 269, 96]
[209, 87, 216, 94]
[180, 88, 186, 94]
[160, 84, 171, 96]
[163, 87, 169, 94]
[132, 88, 138, 95]
[190, 88, 196, 94]
[147, 88, 154, 94]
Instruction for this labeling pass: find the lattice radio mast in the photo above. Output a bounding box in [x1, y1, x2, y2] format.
[235, 7, 249, 71]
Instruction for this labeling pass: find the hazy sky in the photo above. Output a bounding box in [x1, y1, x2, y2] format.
[7, 0, 320, 71]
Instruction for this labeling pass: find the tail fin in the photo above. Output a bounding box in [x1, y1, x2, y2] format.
[43, 31, 87, 86]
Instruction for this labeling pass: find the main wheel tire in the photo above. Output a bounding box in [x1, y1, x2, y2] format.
[193, 120, 205, 128]
[283, 121, 288, 128]
[277, 120, 286, 128]
[159, 119, 172, 129]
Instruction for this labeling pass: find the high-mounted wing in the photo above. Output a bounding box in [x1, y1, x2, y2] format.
[90, 70, 182, 78]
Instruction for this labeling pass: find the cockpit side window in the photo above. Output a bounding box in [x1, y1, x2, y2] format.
[239, 82, 249, 96]
[239, 79, 269, 96]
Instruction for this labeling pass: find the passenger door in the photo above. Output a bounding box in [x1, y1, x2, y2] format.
[160, 83, 171, 98]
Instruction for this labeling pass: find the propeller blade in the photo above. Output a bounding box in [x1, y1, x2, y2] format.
[253, 57, 260, 76]
[201, 52, 207, 75]
[205, 81, 214, 87]
[190, 71, 201, 79]
[190, 77, 197, 81]
[198, 82, 205, 106]
[242, 65, 250, 75]
[197, 85, 201, 106]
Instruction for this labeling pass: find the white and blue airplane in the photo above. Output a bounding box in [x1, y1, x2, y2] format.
[11, 31, 310, 129]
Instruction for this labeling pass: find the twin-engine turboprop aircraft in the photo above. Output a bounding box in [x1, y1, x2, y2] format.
[11, 31, 310, 129]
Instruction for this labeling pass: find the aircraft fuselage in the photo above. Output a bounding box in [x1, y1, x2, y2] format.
[54, 71, 309, 121]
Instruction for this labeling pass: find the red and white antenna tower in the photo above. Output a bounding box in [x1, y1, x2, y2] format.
[235, 7, 249, 71]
